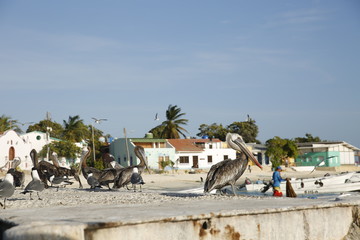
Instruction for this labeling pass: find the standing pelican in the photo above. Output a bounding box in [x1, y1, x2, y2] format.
[130, 167, 145, 192]
[113, 146, 149, 189]
[21, 167, 45, 200]
[9, 157, 25, 189]
[79, 147, 123, 190]
[204, 133, 262, 195]
[0, 169, 15, 209]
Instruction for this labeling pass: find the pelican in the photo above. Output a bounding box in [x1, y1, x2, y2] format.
[48, 175, 73, 191]
[130, 167, 145, 192]
[204, 133, 262, 195]
[113, 146, 149, 189]
[21, 167, 45, 200]
[0, 169, 15, 209]
[50, 152, 83, 188]
[79, 147, 124, 190]
[9, 157, 25, 189]
[32, 150, 83, 188]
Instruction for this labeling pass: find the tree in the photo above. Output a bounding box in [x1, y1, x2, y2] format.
[294, 133, 321, 143]
[148, 125, 165, 138]
[151, 105, 189, 139]
[27, 120, 64, 139]
[196, 123, 228, 141]
[227, 120, 259, 143]
[265, 136, 298, 168]
[0, 115, 21, 133]
[62, 115, 89, 142]
[39, 140, 82, 161]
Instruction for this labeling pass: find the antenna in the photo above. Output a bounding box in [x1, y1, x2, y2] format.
[46, 112, 52, 121]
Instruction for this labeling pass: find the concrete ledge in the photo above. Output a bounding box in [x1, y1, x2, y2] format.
[2, 197, 360, 240]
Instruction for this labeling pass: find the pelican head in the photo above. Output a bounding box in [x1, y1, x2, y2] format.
[134, 146, 150, 173]
[226, 133, 262, 169]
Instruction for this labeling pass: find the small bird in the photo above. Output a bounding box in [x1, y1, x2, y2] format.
[92, 117, 107, 124]
[154, 113, 159, 121]
[21, 168, 45, 200]
[0, 169, 16, 209]
[130, 167, 145, 192]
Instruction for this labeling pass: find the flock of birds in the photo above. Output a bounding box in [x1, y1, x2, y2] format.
[0, 133, 262, 209]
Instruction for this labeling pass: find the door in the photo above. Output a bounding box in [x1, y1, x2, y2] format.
[192, 156, 199, 168]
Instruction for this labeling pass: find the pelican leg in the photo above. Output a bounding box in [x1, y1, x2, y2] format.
[139, 185, 142, 192]
[2, 199, 6, 209]
[30, 192, 33, 200]
[37, 192, 42, 200]
[0, 200, 4, 208]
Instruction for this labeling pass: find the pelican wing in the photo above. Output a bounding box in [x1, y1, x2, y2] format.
[204, 159, 232, 192]
[113, 167, 133, 188]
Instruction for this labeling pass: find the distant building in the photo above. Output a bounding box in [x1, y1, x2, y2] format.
[0, 129, 85, 170]
[295, 141, 360, 167]
[110, 136, 242, 170]
[0, 130, 54, 170]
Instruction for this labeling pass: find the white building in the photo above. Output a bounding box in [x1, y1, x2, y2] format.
[0, 130, 60, 171]
[110, 137, 238, 170]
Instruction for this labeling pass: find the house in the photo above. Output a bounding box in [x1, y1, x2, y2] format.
[109, 137, 176, 169]
[0, 130, 54, 170]
[110, 136, 238, 170]
[167, 138, 236, 170]
[247, 143, 270, 166]
[295, 141, 360, 167]
[0, 129, 85, 170]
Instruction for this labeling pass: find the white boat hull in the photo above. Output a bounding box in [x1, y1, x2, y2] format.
[246, 172, 360, 194]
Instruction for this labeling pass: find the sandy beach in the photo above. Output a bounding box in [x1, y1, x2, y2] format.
[0, 166, 337, 210]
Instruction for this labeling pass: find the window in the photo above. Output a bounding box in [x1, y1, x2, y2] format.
[179, 156, 189, 163]
[207, 155, 213, 163]
[223, 155, 228, 160]
[209, 144, 213, 149]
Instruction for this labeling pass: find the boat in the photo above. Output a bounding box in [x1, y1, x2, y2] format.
[246, 172, 360, 194]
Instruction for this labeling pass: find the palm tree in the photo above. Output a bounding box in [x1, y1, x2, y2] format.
[0, 115, 21, 133]
[160, 105, 189, 139]
[62, 115, 89, 142]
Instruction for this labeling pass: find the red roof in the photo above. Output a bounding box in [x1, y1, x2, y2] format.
[167, 138, 221, 152]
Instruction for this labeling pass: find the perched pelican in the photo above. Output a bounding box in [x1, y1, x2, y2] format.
[0, 169, 15, 209]
[130, 167, 145, 192]
[204, 133, 262, 195]
[9, 157, 25, 189]
[113, 146, 149, 189]
[21, 167, 45, 200]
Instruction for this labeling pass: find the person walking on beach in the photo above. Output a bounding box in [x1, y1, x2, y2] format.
[272, 166, 286, 197]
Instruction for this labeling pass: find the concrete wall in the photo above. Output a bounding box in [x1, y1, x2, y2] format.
[3, 204, 360, 240]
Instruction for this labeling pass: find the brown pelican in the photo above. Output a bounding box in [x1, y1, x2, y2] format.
[21, 167, 45, 200]
[79, 147, 124, 190]
[32, 149, 83, 188]
[9, 157, 25, 189]
[130, 167, 145, 192]
[113, 146, 149, 189]
[204, 133, 262, 195]
[50, 152, 83, 188]
[0, 169, 15, 209]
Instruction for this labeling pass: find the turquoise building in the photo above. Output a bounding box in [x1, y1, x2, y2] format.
[295, 142, 359, 167]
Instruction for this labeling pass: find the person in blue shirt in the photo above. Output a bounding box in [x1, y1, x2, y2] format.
[272, 166, 286, 197]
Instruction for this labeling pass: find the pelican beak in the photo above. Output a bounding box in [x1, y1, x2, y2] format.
[234, 138, 262, 169]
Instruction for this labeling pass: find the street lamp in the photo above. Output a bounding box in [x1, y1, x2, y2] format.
[91, 117, 107, 163]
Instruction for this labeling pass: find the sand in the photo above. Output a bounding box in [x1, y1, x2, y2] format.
[0, 167, 336, 210]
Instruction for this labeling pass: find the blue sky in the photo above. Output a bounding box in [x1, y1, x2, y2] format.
[1, 1, 359, 147]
